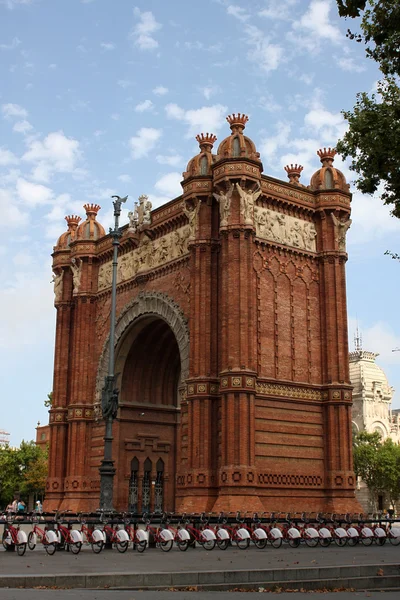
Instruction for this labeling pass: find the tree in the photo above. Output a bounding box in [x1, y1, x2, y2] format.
[377, 439, 400, 509]
[353, 431, 382, 499]
[335, 1, 400, 217]
[44, 391, 53, 408]
[0, 441, 48, 508]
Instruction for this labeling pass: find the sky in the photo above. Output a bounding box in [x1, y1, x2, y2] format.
[1, 0, 400, 446]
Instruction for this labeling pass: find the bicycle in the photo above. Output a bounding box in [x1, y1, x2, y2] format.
[122, 513, 147, 553]
[183, 513, 217, 551]
[78, 513, 106, 553]
[143, 513, 175, 552]
[54, 511, 83, 554]
[161, 512, 191, 552]
[28, 515, 58, 555]
[97, 511, 130, 553]
[2, 514, 28, 556]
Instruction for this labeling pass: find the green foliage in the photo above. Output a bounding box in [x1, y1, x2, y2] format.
[353, 431, 400, 509]
[44, 391, 53, 408]
[335, 1, 400, 218]
[0, 441, 48, 508]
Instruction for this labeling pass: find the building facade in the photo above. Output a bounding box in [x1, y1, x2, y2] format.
[46, 114, 359, 514]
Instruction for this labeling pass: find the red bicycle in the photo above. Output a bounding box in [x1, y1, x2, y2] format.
[28, 515, 58, 555]
[2, 515, 28, 556]
[78, 514, 106, 554]
[98, 511, 129, 553]
[183, 513, 217, 551]
[54, 511, 83, 554]
[122, 513, 147, 552]
[143, 513, 175, 552]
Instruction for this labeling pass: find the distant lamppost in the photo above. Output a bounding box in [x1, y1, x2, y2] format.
[99, 194, 128, 511]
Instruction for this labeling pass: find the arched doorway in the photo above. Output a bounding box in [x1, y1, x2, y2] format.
[95, 293, 189, 512]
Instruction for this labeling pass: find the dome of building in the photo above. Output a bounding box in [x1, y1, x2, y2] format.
[349, 350, 393, 401]
[309, 148, 350, 192]
[76, 204, 105, 241]
[215, 113, 261, 162]
[182, 133, 217, 180]
[55, 215, 81, 249]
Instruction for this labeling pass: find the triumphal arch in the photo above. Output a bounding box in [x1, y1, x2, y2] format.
[47, 113, 359, 513]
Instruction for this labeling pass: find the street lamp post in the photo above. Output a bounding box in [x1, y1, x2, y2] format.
[99, 194, 128, 511]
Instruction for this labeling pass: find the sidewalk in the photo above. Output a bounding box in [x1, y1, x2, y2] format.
[1, 543, 400, 591]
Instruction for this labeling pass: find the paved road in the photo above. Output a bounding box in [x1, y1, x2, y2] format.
[1, 542, 399, 575]
[1, 590, 400, 599]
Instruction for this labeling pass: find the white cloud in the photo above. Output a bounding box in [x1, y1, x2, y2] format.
[118, 174, 131, 183]
[226, 4, 250, 21]
[200, 85, 220, 100]
[304, 107, 346, 141]
[12, 120, 33, 135]
[259, 92, 282, 113]
[111, 113, 120, 120]
[154, 172, 182, 198]
[130, 8, 161, 50]
[2, 103, 28, 119]
[135, 99, 154, 112]
[259, 0, 298, 20]
[165, 103, 227, 137]
[0, 0, 33, 9]
[0, 147, 19, 166]
[293, 0, 341, 44]
[243, 25, 284, 73]
[349, 317, 400, 366]
[129, 127, 162, 159]
[48, 63, 57, 69]
[259, 121, 291, 164]
[153, 85, 168, 96]
[117, 79, 132, 89]
[101, 42, 115, 50]
[0, 37, 21, 50]
[337, 56, 366, 73]
[349, 187, 400, 243]
[0, 188, 28, 228]
[156, 154, 183, 167]
[13, 251, 32, 267]
[22, 131, 81, 181]
[16, 177, 53, 206]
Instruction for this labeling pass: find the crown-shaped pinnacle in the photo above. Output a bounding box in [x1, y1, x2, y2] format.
[83, 203, 101, 218]
[196, 132, 217, 150]
[284, 164, 304, 184]
[65, 215, 82, 230]
[317, 147, 336, 165]
[226, 113, 249, 132]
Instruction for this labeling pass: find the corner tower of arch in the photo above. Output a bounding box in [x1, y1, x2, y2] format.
[46, 114, 360, 514]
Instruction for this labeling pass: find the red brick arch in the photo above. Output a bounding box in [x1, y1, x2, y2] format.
[95, 291, 190, 405]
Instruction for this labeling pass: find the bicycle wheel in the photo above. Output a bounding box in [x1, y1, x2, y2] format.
[217, 538, 229, 550]
[28, 531, 37, 550]
[361, 536, 373, 546]
[347, 536, 358, 546]
[270, 536, 282, 548]
[334, 536, 347, 547]
[45, 543, 57, 556]
[389, 536, 400, 546]
[236, 537, 250, 550]
[91, 540, 104, 554]
[319, 537, 331, 547]
[177, 539, 189, 551]
[136, 540, 147, 553]
[2, 530, 12, 550]
[70, 541, 82, 554]
[375, 537, 386, 546]
[305, 537, 319, 547]
[160, 539, 173, 552]
[17, 543, 27, 556]
[116, 539, 128, 553]
[288, 538, 300, 548]
[201, 538, 216, 551]
[254, 537, 267, 549]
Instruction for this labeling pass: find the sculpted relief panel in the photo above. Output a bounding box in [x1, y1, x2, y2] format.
[98, 226, 191, 291]
[254, 207, 317, 252]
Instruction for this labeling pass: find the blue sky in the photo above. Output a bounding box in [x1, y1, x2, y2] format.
[1, 0, 400, 445]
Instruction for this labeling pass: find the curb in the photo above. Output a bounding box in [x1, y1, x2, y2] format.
[1, 563, 399, 590]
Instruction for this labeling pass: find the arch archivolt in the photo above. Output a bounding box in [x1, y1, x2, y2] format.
[95, 291, 189, 406]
